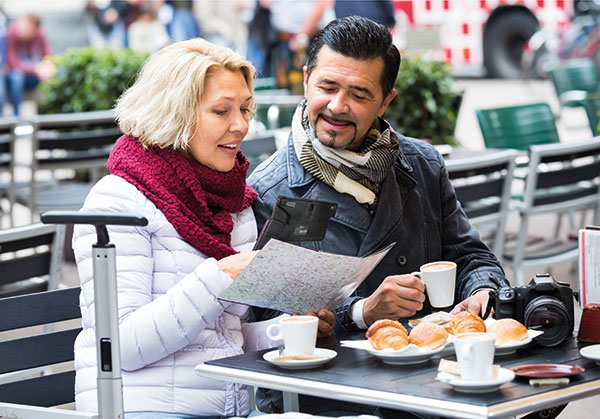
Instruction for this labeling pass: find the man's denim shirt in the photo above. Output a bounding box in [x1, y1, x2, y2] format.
[248, 132, 509, 334]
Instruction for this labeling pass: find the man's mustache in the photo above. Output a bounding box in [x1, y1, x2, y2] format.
[317, 112, 356, 126]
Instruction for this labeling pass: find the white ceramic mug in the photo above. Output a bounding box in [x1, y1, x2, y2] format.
[411, 261, 456, 308]
[454, 332, 496, 381]
[266, 315, 318, 356]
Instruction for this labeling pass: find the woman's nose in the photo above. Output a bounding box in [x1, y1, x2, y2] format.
[230, 111, 249, 134]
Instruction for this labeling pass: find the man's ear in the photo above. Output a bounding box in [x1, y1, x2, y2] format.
[378, 89, 396, 117]
[303, 65, 309, 92]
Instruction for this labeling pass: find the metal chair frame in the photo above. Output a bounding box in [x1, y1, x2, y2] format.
[0, 223, 65, 298]
[0, 117, 19, 225]
[17, 110, 119, 220]
[446, 149, 518, 259]
[505, 138, 600, 285]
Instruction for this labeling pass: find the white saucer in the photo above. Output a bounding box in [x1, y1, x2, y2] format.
[367, 344, 446, 365]
[263, 348, 337, 370]
[436, 368, 515, 393]
[580, 344, 600, 365]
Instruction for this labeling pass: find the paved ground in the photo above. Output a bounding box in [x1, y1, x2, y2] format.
[4, 77, 599, 418]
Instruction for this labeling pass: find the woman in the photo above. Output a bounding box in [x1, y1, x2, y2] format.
[72, 38, 333, 419]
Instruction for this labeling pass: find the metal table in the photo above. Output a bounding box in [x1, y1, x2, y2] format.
[195, 335, 600, 418]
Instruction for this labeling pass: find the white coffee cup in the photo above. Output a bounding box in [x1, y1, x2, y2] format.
[266, 315, 318, 356]
[454, 332, 496, 381]
[411, 261, 456, 308]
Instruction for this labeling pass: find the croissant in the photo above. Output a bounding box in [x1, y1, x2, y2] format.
[366, 319, 408, 350]
[487, 318, 528, 344]
[447, 311, 486, 335]
[409, 322, 448, 349]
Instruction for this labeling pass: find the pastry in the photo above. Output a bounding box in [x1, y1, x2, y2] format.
[578, 304, 600, 343]
[446, 311, 486, 335]
[487, 318, 528, 344]
[409, 322, 448, 349]
[366, 319, 409, 350]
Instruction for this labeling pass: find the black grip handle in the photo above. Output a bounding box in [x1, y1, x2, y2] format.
[41, 211, 148, 227]
[41, 211, 148, 247]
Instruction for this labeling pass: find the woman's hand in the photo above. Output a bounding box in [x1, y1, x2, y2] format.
[217, 251, 259, 280]
[307, 309, 335, 338]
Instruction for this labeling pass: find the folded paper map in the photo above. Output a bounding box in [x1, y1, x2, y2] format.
[220, 239, 394, 314]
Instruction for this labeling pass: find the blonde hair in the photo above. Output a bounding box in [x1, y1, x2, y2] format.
[115, 38, 255, 151]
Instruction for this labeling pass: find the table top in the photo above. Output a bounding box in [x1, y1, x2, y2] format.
[196, 335, 600, 419]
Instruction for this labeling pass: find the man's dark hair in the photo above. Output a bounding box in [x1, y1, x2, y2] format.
[306, 16, 401, 97]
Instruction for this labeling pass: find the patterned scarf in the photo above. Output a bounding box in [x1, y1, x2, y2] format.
[292, 100, 399, 208]
[106, 135, 257, 260]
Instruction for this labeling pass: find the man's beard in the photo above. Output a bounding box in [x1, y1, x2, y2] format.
[316, 115, 358, 150]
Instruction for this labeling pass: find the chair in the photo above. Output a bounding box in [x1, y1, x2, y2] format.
[583, 90, 600, 135]
[0, 117, 18, 225]
[0, 223, 65, 298]
[504, 137, 600, 285]
[446, 149, 517, 258]
[241, 134, 278, 177]
[0, 287, 93, 418]
[476, 103, 560, 151]
[16, 110, 120, 220]
[546, 57, 600, 110]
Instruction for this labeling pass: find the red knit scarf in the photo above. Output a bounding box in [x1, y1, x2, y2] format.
[106, 135, 257, 260]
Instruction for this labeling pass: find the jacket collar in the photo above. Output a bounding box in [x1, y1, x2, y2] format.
[284, 131, 418, 253]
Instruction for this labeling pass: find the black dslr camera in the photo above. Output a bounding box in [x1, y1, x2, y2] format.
[492, 274, 575, 347]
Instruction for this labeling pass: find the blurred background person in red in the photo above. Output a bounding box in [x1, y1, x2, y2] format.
[6, 13, 54, 116]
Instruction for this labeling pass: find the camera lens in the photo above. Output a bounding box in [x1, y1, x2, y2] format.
[524, 296, 571, 347]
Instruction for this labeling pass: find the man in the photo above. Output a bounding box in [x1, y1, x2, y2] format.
[6, 14, 54, 116]
[248, 16, 508, 416]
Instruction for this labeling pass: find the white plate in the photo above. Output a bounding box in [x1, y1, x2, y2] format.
[366, 344, 446, 365]
[580, 344, 600, 365]
[436, 368, 515, 393]
[494, 333, 534, 355]
[480, 320, 544, 356]
[263, 348, 337, 370]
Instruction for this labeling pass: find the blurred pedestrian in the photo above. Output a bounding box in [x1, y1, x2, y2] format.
[334, 0, 396, 28]
[159, 0, 201, 42]
[0, 10, 7, 116]
[194, 0, 252, 55]
[268, 0, 335, 92]
[6, 13, 54, 116]
[86, 0, 129, 48]
[128, 2, 169, 53]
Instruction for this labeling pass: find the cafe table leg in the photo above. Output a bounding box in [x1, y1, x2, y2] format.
[283, 391, 299, 412]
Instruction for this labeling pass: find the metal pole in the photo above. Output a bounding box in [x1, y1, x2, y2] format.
[93, 243, 124, 419]
[41, 211, 147, 419]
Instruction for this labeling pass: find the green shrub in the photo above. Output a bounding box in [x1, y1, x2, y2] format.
[384, 54, 462, 145]
[39, 47, 149, 114]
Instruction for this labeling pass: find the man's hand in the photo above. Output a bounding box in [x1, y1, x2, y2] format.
[450, 289, 492, 318]
[307, 309, 335, 338]
[362, 274, 426, 326]
[217, 251, 259, 280]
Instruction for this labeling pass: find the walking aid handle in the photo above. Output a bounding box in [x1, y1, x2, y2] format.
[41, 210, 147, 419]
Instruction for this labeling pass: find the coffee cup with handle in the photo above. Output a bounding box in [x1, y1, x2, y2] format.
[411, 261, 456, 308]
[266, 315, 318, 356]
[453, 332, 496, 381]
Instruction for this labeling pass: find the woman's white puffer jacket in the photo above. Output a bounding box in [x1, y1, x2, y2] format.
[72, 174, 259, 417]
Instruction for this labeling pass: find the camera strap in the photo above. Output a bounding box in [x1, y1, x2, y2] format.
[483, 289, 496, 319]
